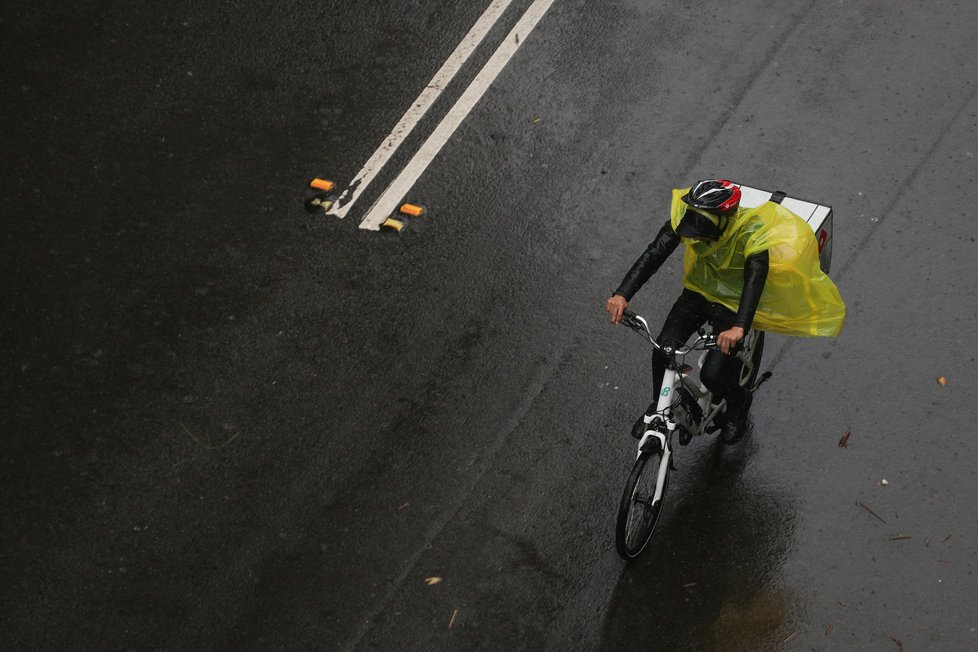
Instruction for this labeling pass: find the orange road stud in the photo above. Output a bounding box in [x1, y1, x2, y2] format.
[399, 203, 426, 218]
[310, 178, 335, 192]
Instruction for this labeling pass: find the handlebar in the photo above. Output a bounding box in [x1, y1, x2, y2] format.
[619, 309, 716, 355]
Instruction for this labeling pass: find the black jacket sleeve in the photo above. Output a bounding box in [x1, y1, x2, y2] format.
[613, 220, 680, 301]
[733, 250, 769, 329]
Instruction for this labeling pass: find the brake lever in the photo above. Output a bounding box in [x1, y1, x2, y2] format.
[699, 332, 719, 350]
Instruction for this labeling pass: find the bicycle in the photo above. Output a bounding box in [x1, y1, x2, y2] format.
[613, 309, 770, 560]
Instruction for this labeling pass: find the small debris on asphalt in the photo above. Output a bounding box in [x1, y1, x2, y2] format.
[783, 631, 799, 643]
[888, 634, 904, 651]
[425, 577, 442, 586]
[880, 479, 889, 486]
[825, 624, 834, 635]
[449, 608, 458, 629]
[179, 421, 242, 450]
[890, 535, 912, 541]
[936, 376, 948, 386]
[839, 431, 851, 448]
[856, 501, 887, 523]
[398, 502, 410, 510]
[942, 534, 952, 542]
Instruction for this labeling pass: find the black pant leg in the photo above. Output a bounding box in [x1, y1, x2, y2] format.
[650, 290, 709, 404]
[700, 301, 751, 407]
[700, 349, 751, 406]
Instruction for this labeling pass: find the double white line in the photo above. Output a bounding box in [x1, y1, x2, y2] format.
[326, 0, 557, 230]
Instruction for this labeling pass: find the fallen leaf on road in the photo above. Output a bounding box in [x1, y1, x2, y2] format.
[839, 431, 851, 448]
[425, 577, 442, 586]
[937, 376, 948, 386]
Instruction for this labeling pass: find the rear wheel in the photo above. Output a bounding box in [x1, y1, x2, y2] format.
[615, 445, 669, 560]
[719, 330, 766, 445]
[738, 330, 765, 389]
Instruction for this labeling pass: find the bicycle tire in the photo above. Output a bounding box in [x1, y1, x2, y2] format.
[615, 446, 669, 560]
[719, 331, 766, 445]
[740, 330, 765, 388]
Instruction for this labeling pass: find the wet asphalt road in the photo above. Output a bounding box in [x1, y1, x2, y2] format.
[2, 1, 977, 650]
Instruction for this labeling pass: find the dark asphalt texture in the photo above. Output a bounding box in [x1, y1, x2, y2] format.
[3, 1, 977, 650]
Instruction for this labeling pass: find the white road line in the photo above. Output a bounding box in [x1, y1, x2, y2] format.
[359, 0, 557, 231]
[326, 0, 516, 219]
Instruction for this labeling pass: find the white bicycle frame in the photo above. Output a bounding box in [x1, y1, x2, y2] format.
[627, 313, 760, 469]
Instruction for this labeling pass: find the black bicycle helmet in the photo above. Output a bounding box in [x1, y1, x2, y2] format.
[682, 179, 741, 212]
[676, 179, 742, 239]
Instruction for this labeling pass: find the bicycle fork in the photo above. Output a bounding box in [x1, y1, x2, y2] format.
[636, 428, 672, 502]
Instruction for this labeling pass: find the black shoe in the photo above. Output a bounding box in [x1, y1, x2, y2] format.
[720, 416, 752, 444]
[631, 402, 658, 439]
[720, 394, 753, 445]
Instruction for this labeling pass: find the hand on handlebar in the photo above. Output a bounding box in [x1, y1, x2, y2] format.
[717, 326, 745, 354]
[606, 294, 629, 324]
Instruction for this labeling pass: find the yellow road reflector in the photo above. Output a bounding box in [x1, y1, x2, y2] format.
[399, 203, 425, 217]
[310, 178, 334, 192]
[304, 194, 334, 213]
[382, 217, 405, 232]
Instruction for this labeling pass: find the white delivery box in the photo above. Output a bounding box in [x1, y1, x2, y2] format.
[733, 183, 834, 273]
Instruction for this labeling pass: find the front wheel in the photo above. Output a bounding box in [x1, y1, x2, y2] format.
[615, 445, 669, 560]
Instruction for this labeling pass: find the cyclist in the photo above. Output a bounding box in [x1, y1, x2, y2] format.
[606, 179, 845, 443]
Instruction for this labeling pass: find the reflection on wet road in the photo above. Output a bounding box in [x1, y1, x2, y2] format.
[601, 440, 799, 651]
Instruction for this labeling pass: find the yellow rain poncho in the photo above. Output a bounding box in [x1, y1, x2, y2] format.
[670, 188, 846, 337]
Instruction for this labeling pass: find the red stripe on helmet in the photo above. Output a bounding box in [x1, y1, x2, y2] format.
[717, 183, 741, 211]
